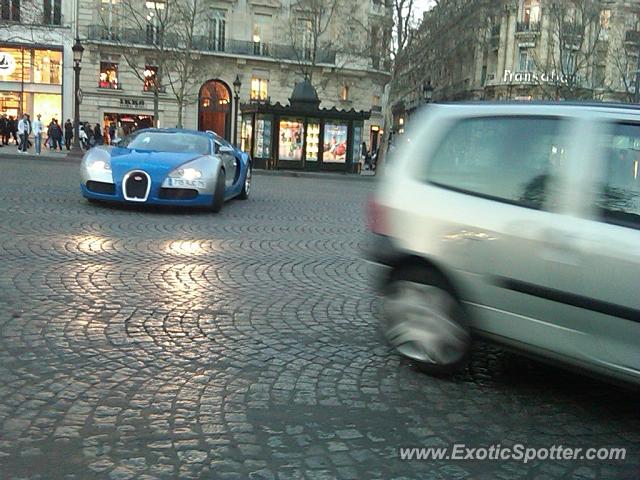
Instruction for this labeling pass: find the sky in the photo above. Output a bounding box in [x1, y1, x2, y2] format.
[413, 0, 436, 20]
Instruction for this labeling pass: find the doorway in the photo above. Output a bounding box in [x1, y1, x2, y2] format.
[198, 79, 231, 141]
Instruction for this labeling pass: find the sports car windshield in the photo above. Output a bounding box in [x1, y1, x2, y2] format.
[124, 131, 211, 155]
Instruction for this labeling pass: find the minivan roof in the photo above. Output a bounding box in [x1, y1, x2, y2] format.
[435, 101, 640, 112]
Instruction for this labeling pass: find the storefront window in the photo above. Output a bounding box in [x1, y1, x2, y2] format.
[33, 50, 62, 84]
[323, 122, 348, 163]
[99, 62, 119, 89]
[254, 114, 272, 158]
[0, 49, 29, 82]
[352, 122, 363, 164]
[306, 120, 320, 161]
[0, 92, 21, 117]
[33, 93, 61, 122]
[279, 118, 304, 161]
[241, 116, 252, 153]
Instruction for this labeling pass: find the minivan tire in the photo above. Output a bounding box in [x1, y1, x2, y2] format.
[383, 266, 471, 376]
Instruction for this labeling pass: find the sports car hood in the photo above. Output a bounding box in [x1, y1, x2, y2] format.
[109, 147, 204, 179]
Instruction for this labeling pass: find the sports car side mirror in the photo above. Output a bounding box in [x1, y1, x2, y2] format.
[218, 145, 234, 154]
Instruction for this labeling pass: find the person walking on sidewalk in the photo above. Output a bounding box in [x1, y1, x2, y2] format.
[51, 119, 63, 150]
[0, 114, 7, 147]
[17, 114, 30, 153]
[33, 114, 44, 155]
[8, 116, 17, 145]
[64, 119, 73, 150]
[94, 123, 103, 146]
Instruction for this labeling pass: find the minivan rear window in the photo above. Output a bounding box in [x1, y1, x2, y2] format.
[425, 116, 566, 210]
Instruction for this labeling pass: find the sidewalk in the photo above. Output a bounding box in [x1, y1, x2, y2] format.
[255, 169, 377, 182]
[0, 145, 77, 162]
[0, 149, 379, 181]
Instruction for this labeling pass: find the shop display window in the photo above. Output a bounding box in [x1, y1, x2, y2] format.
[254, 114, 272, 158]
[306, 120, 320, 161]
[323, 122, 348, 163]
[0, 48, 29, 82]
[279, 118, 304, 161]
[33, 50, 62, 84]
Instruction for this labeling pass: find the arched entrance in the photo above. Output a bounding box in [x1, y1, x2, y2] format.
[198, 79, 232, 140]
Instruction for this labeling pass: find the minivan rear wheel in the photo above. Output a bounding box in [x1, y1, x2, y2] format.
[383, 267, 471, 376]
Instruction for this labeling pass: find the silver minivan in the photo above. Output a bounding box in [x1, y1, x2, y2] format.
[367, 103, 640, 385]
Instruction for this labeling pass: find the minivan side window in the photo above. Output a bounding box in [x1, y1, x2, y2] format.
[596, 123, 640, 230]
[425, 116, 566, 210]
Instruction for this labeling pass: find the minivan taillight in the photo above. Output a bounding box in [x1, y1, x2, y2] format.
[367, 195, 388, 235]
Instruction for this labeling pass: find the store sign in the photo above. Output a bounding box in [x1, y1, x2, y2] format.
[120, 98, 146, 108]
[0, 52, 16, 77]
[503, 70, 578, 85]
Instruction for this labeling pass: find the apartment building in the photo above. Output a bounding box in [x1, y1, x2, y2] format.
[78, 0, 391, 156]
[390, 0, 640, 132]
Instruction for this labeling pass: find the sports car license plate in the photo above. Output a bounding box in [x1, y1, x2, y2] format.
[168, 178, 206, 189]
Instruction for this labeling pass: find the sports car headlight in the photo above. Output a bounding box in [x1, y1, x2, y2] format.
[169, 167, 202, 180]
[87, 159, 111, 171]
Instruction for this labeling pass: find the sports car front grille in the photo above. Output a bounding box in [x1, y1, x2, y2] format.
[123, 171, 149, 200]
[159, 188, 198, 200]
[86, 181, 115, 195]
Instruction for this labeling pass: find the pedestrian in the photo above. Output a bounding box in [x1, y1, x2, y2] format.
[8, 116, 17, 144]
[94, 123, 103, 145]
[79, 125, 88, 149]
[108, 122, 116, 144]
[84, 122, 94, 148]
[64, 119, 73, 150]
[116, 122, 124, 142]
[0, 114, 7, 146]
[47, 119, 55, 149]
[33, 114, 44, 154]
[26, 114, 33, 150]
[17, 113, 30, 153]
[51, 119, 62, 150]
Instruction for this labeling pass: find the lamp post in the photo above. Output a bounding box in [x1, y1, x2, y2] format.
[423, 82, 434, 104]
[72, 36, 84, 153]
[233, 75, 241, 146]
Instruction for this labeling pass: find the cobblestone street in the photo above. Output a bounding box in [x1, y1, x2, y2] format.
[0, 158, 638, 479]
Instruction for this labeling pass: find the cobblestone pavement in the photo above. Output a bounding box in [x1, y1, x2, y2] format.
[0, 158, 638, 480]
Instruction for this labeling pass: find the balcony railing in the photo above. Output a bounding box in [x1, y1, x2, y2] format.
[516, 21, 540, 33]
[625, 30, 640, 45]
[87, 25, 337, 64]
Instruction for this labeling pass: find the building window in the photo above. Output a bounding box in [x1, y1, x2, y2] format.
[522, 0, 540, 25]
[253, 14, 271, 55]
[600, 9, 611, 30]
[1, 0, 20, 22]
[145, 0, 165, 45]
[340, 85, 349, 101]
[561, 51, 576, 74]
[209, 9, 225, 51]
[100, 0, 121, 38]
[33, 49, 62, 84]
[99, 61, 119, 89]
[250, 77, 268, 101]
[518, 48, 534, 72]
[143, 65, 158, 91]
[296, 18, 313, 61]
[43, 0, 61, 25]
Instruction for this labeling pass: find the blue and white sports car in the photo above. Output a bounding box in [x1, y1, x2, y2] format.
[80, 128, 251, 212]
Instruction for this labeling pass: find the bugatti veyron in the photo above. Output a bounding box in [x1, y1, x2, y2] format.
[80, 128, 251, 212]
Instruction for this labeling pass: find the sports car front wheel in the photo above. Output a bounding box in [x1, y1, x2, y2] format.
[238, 164, 251, 200]
[210, 169, 225, 213]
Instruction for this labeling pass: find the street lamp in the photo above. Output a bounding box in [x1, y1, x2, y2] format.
[233, 74, 241, 145]
[72, 36, 84, 153]
[423, 82, 434, 103]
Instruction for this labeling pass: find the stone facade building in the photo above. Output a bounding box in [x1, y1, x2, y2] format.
[0, 0, 75, 122]
[389, 0, 640, 132]
[76, 0, 391, 157]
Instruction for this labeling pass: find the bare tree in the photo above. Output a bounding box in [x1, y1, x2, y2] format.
[99, 0, 173, 127]
[164, 0, 212, 128]
[533, 0, 604, 100]
[607, 4, 640, 103]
